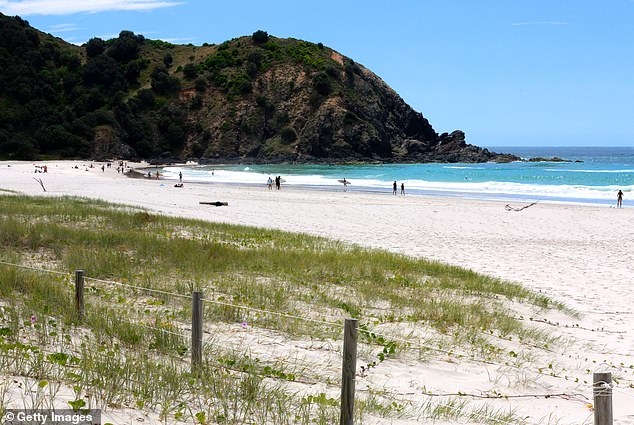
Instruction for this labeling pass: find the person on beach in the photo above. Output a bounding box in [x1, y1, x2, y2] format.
[147, 171, 151, 179]
[101, 165, 105, 172]
[155, 170, 159, 179]
[276, 176, 281, 190]
[401, 183, 405, 196]
[393, 181, 397, 195]
[342, 178, 348, 192]
[179, 171, 183, 183]
[267, 176, 273, 190]
[617, 190, 623, 208]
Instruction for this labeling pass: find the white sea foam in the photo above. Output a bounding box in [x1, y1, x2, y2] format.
[386, 179, 632, 201]
[544, 168, 634, 174]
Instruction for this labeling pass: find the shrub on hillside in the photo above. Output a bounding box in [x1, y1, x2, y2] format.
[85, 37, 106, 58]
[280, 127, 297, 144]
[108, 31, 144, 63]
[252, 30, 269, 44]
[313, 72, 331, 96]
[194, 77, 207, 92]
[183, 63, 198, 80]
[163, 52, 173, 67]
[150, 66, 181, 94]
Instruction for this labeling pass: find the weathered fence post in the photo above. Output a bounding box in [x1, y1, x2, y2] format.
[191, 290, 203, 372]
[74, 270, 84, 321]
[340, 318, 358, 425]
[593, 372, 613, 425]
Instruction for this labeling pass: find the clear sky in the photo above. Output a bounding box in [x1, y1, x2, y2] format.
[1, 0, 633, 147]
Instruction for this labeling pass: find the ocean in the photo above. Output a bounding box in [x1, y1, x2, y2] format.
[161, 146, 634, 206]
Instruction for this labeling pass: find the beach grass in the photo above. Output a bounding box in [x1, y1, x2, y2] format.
[0, 194, 568, 423]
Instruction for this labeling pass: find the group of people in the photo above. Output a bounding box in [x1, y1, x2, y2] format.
[267, 175, 283, 190]
[393, 181, 405, 196]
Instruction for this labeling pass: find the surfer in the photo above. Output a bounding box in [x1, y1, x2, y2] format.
[401, 183, 405, 196]
[617, 189, 623, 208]
[343, 178, 349, 192]
[179, 171, 182, 183]
[393, 181, 397, 195]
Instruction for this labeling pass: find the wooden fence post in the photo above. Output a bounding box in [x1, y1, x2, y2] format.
[74, 270, 84, 321]
[340, 318, 358, 425]
[593, 372, 613, 425]
[191, 290, 203, 372]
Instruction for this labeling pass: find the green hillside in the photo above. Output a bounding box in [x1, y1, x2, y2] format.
[0, 14, 517, 163]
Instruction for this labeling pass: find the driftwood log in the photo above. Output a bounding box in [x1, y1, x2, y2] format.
[505, 201, 538, 212]
[199, 201, 228, 207]
[33, 177, 46, 192]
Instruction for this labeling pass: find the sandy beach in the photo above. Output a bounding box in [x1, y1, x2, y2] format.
[2, 160, 634, 424]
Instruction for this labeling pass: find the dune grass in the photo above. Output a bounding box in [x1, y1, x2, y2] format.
[0, 194, 567, 423]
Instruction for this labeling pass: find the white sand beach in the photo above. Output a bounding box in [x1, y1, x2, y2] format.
[2, 160, 634, 424]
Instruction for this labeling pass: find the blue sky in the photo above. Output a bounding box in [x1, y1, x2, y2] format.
[1, 0, 633, 147]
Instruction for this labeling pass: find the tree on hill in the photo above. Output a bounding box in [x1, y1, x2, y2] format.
[107, 30, 144, 63]
[163, 52, 173, 67]
[85, 38, 106, 57]
[252, 30, 269, 44]
[150, 66, 180, 94]
[183, 63, 198, 80]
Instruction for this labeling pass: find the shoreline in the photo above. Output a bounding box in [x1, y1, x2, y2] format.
[151, 161, 631, 208]
[136, 165, 628, 209]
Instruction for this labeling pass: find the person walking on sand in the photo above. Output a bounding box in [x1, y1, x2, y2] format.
[267, 176, 273, 190]
[401, 182, 405, 196]
[393, 181, 397, 195]
[617, 189, 623, 208]
[179, 171, 182, 183]
[342, 178, 348, 192]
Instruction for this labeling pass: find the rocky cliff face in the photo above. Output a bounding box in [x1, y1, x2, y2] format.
[184, 40, 516, 163]
[0, 16, 518, 163]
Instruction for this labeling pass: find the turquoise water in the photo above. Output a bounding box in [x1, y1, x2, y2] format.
[162, 146, 634, 206]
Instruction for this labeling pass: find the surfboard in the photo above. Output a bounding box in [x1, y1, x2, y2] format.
[338, 179, 352, 185]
